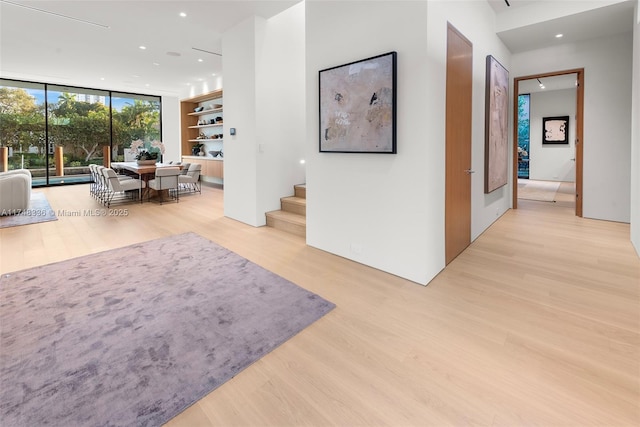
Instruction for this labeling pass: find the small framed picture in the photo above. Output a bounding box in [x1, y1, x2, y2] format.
[542, 116, 569, 144]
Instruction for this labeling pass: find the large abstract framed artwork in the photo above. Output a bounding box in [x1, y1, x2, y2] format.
[484, 55, 509, 193]
[542, 116, 569, 144]
[319, 51, 397, 153]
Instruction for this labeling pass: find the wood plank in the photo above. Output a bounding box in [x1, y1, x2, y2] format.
[281, 196, 306, 216]
[1, 186, 638, 426]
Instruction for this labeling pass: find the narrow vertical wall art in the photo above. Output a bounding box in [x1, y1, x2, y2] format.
[484, 55, 509, 193]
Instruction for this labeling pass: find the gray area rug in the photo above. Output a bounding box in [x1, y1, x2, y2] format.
[517, 179, 560, 202]
[0, 233, 335, 426]
[0, 192, 58, 228]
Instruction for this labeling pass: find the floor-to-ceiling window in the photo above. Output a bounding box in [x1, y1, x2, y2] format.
[111, 93, 161, 162]
[46, 85, 111, 185]
[0, 79, 161, 186]
[517, 93, 530, 179]
[0, 80, 46, 180]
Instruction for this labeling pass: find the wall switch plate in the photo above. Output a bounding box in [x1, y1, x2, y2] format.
[230, 128, 236, 135]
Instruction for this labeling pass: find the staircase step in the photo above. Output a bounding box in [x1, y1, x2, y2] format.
[265, 210, 306, 238]
[294, 184, 306, 199]
[281, 196, 306, 216]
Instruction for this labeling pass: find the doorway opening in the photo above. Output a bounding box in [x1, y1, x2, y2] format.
[513, 69, 584, 216]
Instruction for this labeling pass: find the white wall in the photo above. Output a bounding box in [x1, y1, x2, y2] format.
[222, 16, 260, 225]
[160, 96, 180, 163]
[255, 2, 306, 224]
[631, 0, 639, 255]
[529, 88, 577, 182]
[222, 5, 306, 226]
[512, 32, 633, 223]
[305, 1, 511, 285]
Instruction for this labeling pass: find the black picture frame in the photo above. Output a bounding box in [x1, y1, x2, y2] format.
[319, 51, 397, 153]
[542, 116, 570, 144]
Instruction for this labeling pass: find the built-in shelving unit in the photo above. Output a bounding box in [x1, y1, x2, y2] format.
[180, 89, 224, 180]
[188, 124, 223, 129]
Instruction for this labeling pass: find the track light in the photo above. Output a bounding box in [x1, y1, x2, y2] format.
[0, 0, 110, 28]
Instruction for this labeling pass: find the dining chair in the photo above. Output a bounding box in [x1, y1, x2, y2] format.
[179, 162, 191, 175]
[178, 163, 202, 194]
[147, 166, 180, 204]
[101, 168, 146, 207]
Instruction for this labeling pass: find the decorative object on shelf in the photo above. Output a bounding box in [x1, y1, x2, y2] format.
[484, 54, 509, 194]
[542, 116, 569, 144]
[209, 119, 215, 124]
[192, 144, 204, 156]
[197, 132, 207, 139]
[319, 51, 397, 154]
[209, 150, 221, 158]
[206, 104, 222, 110]
[215, 117, 223, 123]
[219, 149, 223, 158]
[194, 106, 204, 112]
[199, 146, 206, 156]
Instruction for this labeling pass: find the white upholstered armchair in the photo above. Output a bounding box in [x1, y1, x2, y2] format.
[0, 169, 32, 215]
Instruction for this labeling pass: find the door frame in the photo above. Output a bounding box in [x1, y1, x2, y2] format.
[512, 68, 584, 217]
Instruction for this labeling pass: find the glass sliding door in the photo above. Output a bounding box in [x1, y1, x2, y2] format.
[0, 79, 46, 183]
[111, 93, 161, 162]
[1, 78, 162, 187]
[46, 85, 111, 185]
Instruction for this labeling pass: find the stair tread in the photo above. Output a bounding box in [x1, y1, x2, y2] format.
[281, 196, 306, 206]
[266, 209, 306, 225]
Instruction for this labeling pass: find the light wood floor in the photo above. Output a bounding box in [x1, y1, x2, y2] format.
[1, 184, 638, 426]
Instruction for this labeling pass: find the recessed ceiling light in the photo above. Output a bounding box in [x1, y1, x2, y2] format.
[198, 58, 203, 62]
[100, 77, 105, 81]
[145, 84, 150, 87]
[179, 12, 187, 17]
[139, 45, 147, 50]
[166, 51, 181, 57]
[555, 34, 563, 38]
[153, 62, 160, 66]
[197, 78, 204, 82]
[132, 74, 140, 78]
[212, 73, 216, 76]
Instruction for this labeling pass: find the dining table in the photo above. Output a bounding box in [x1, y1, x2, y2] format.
[111, 162, 181, 201]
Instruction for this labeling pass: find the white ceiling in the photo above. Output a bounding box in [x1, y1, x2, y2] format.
[0, 0, 300, 96]
[518, 73, 578, 94]
[488, 0, 636, 53]
[0, 0, 636, 97]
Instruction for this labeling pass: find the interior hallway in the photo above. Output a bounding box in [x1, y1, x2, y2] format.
[0, 184, 638, 426]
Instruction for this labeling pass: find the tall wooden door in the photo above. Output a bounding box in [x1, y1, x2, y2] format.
[445, 23, 473, 264]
